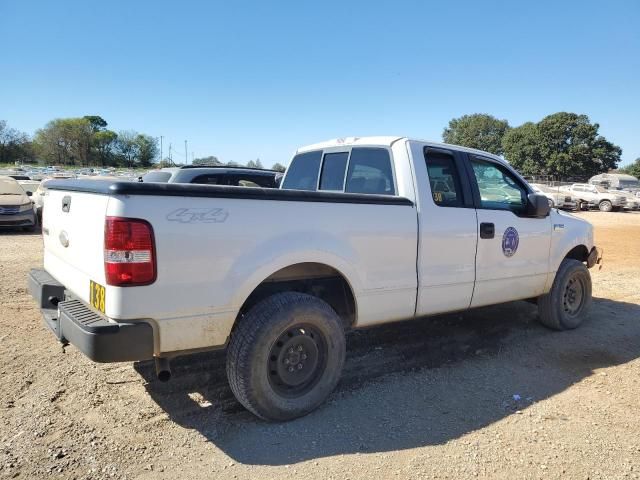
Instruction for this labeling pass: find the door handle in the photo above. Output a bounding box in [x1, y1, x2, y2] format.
[480, 222, 495, 239]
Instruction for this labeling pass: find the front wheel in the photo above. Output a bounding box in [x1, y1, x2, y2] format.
[599, 200, 613, 212]
[537, 259, 592, 330]
[226, 292, 346, 421]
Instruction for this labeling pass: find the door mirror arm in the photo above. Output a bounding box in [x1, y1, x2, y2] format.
[526, 193, 550, 218]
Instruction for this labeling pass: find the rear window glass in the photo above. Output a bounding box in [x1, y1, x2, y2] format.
[345, 148, 395, 195]
[192, 174, 277, 188]
[142, 171, 172, 183]
[281, 151, 322, 191]
[424, 149, 463, 207]
[319, 152, 348, 191]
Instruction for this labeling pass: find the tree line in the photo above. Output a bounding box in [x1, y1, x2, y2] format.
[2, 112, 635, 177]
[191, 155, 286, 172]
[1, 116, 158, 167]
[442, 112, 628, 179]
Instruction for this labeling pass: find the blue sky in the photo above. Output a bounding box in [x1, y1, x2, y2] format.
[1, 0, 638, 167]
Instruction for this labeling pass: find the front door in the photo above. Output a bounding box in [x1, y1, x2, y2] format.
[413, 144, 478, 316]
[467, 155, 552, 308]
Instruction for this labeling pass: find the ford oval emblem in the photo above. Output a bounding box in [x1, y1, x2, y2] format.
[59, 230, 70, 248]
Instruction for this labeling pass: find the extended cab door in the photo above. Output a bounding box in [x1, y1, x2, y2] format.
[413, 144, 478, 316]
[467, 154, 552, 307]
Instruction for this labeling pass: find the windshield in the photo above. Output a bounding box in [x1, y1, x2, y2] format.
[619, 179, 639, 189]
[0, 178, 25, 195]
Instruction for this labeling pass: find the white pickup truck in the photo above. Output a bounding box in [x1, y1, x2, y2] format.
[561, 183, 627, 212]
[29, 136, 602, 421]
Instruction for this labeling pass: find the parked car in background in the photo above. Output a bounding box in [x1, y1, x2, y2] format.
[530, 184, 577, 210]
[560, 183, 627, 212]
[141, 166, 284, 188]
[0, 176, 37, 231]
[613, 190, 640, 210]
[17, 179, 41, 196]
[589, 172, 639, 191]
[32, 179, 52, 223]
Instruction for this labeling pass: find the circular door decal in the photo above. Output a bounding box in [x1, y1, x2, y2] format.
[502, 227, 519, 257]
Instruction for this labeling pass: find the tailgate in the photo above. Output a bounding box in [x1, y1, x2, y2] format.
[42, 189, 110, 307]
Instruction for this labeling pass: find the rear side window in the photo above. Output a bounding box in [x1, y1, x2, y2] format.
[281, 151, 322, 191]
[319, 152, 348, 191]
[192, 174, 276, 188]
[424, 149, 464, 207]
[345, 148, 395, 195]
[141, 171, 172, 183]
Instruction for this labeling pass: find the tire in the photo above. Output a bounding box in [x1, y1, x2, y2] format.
[226, 292, 346, 421]
[599, 200, 613, 212]
[537, 259, 592, 330]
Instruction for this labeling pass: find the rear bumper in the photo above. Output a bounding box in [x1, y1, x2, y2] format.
[28, 268, 154, 362]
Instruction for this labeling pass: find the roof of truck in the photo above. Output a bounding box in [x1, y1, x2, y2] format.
[296, 136, 505, 163]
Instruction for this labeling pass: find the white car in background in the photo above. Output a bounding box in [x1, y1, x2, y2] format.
[560, 183, 627, 212]
[530, 184, 577, 210]
[613, 189, 640, 210]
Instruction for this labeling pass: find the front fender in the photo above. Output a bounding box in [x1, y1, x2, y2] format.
[547, 210, 594, 279]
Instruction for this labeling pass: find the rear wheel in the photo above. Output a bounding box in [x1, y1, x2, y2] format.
[599, 200, 613, 212]
[226, 292, 346, 421]
[537, 259, 592, 330]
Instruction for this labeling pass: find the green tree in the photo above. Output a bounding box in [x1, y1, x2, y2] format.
[503, 112, 622, 178]
[442, 114, 510, 155]
[271, 162, 286, 172]
[33, 118, 94, 165]
[92, 130, 118, 166]
[0, 120, 32, 164]
[193, 155, 221, 166]
[83, 115, 108, 132]
[619, 158, 640, 178]
[113, 130, 139, 167]
[134, 134, 158, 167]
[246, 158, 263, 168]
[502, 122, 545, 175]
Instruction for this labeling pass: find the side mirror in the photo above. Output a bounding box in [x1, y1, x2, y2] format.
[527, 193, 550, 218]
[26, 191, 33, 196]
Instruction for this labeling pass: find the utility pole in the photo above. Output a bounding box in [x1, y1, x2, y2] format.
[184, 140, 188, 166]
[159, 136, 163, 166]
[169, 143, 172, 166]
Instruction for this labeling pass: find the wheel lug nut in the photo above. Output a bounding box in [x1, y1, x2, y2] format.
[284, 358, 289, 364]
[288, 366, 294, 372]
[301, 354, 307, 360]
[297, 363, 303, 370]
[288, 347, 294, 354]
[297, 345, 303, 351]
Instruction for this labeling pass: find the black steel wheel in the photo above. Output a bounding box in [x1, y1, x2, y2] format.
[226, 292, 346, 421]
[538, 258, 592, 330]
[268, 324, 327, 397]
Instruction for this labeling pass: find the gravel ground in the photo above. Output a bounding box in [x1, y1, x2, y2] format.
[1, 211, 639, 479]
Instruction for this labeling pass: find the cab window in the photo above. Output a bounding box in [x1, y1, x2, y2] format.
[345, 148, 395, 195]
[319, 152, 348, 191]
[424, 149, 464, 207]
[281, 151, 322, 191]
[470, 157, 527, 213]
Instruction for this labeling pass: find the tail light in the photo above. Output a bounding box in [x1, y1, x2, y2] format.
[104, 217, 156, 286]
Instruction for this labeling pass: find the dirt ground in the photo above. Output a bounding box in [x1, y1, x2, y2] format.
[1, 211, 639, 480]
